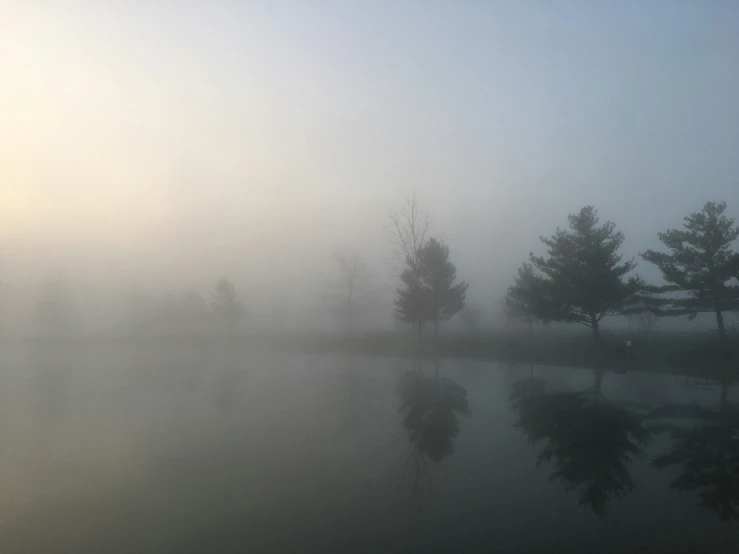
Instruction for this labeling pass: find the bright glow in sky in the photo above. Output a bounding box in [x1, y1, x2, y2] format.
[1, 1, 738, 327]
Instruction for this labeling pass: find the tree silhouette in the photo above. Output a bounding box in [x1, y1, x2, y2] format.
[730, 253, 739, 280]
[459, 306, 482, 332]
[648, 381, 739, 521]
[325, 250, 370, 333]
[396, 364, 469, 503]
[642, 201, 739, 341]
[418, 238, 468, 336]
[505, 263, 546, 334]
[510, 369, 650, 514]
[388, 193, 432, 342]
[211, 278, 244, 334]
[637, 310, 658, 333]
[512, 206, 642, 343]
[395, 266, 430, 344]
[387, 192, 431, 275]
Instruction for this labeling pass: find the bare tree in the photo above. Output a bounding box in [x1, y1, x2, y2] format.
[387, 193, 432, 341]
[637, 310, 658, 333]
[326, 250, 370, 333]
[387, 192, 432, 274]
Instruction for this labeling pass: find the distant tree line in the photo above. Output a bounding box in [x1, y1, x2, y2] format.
[22, 197, 739, 344]
[128, 278, 245, 337]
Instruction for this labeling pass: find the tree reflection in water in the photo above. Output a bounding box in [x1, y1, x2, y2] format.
[510, 368, 650, 514]
[648, 380, 739, 521]
[396, 360, 470, 506]
[340, 357, 360, 438]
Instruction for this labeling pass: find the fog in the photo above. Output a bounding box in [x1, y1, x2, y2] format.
[3, 5, 739, 552]
[2, 1, 738, 338]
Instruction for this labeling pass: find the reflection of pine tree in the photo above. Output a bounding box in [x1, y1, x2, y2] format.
[510, 370, 649, 514]
[396, 367, 469, 503]
[649, 383, 739, 521]
[339, 358, 360, 439]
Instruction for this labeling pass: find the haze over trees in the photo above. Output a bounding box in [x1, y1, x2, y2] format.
[211, 278, 245, 334]
[509, 206, 643, 343]
[505, 263, 544, 334]
[8, 194, 739, 346]
[390, 196, 467, 340]
[126, 285, 242, 337]
[34, 276, 77, 338]
[642, 201, 739, 341]
[458, 306, 482, 332]
[325, 250, 370, 333]
[389, 194, 432, 341]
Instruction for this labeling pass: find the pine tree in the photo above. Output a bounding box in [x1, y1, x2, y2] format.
[642, 201, 739, 340]
[505, 263, 546, 334]
[395, 263, 429, 343]
[513, 206, 641, 343]
[418, 238, 468, 336]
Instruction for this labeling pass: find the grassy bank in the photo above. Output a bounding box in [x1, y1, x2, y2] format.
[5, 329, 737, 379]
[303, 329, 739, 378]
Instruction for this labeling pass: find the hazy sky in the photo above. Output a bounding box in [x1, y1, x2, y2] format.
[1, 1, 738, 329]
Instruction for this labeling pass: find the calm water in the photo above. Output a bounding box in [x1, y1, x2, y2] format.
[0, 342, 737, 553]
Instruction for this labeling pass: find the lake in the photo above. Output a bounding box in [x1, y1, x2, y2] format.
[0, 341, 737, 553]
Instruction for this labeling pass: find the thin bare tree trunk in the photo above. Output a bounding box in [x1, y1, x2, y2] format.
[716, 309, 726, 341]
[590, 314, 601, 345]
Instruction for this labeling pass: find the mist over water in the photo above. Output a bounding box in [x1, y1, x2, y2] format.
[2, 2, 739, 553]
[0, 344, 737, 553]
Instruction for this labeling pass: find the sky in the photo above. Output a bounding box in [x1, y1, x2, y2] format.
[1, 1, 738, 332]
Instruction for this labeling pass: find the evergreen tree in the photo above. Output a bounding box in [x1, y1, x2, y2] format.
[513, 206, 641, 343]
[211, 278, 244, 334]
[389, 193, 432, 343]
[642, 201, 739, 340]
[505, 263, 545, 334]
[418, 238, 468, 336]
[395, 263, 429, 343]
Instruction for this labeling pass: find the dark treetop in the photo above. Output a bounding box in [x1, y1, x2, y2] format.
[642, 201, 739, 340]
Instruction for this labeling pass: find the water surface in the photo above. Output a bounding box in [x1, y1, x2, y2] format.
[0, 343, 737, 553]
